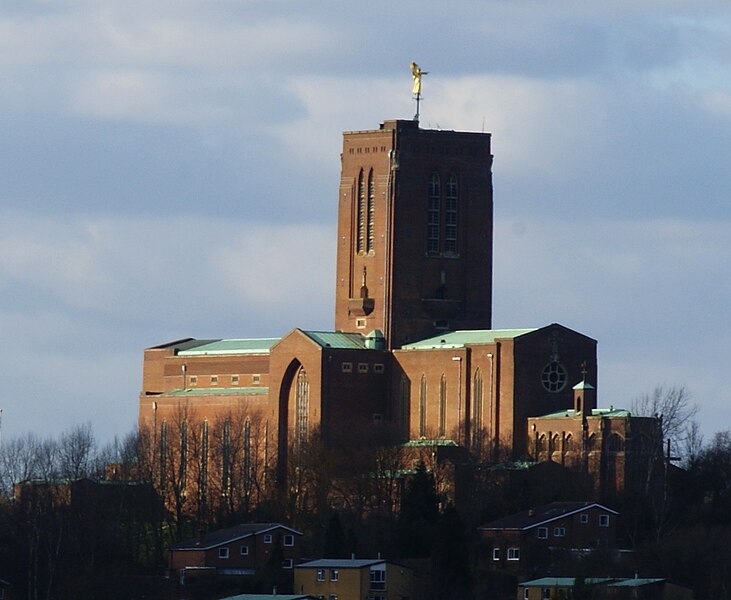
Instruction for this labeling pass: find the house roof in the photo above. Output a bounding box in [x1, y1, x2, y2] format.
[479, 502, 618, 531]
[520, 578, 614, 587]
[520, 577, 666, 589]
[296, 558, 389, 569]
[400, 328, 537, 350]
[608, 578, 665, 587]
[170, 523, 302, 551]
[176, 338, 280, 356]
[221, 596, 315, 600]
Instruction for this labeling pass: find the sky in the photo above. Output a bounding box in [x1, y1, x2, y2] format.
[1, 1, 730, 448]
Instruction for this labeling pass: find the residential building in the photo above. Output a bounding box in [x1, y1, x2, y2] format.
[169, 523, 302, 582]
[293, 558, 413, 600]
[479, 502, 619, 576]
[517, 576, 694, 600]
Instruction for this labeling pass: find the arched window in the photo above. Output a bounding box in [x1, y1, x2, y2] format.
[367, 169, 375, 253]
[536, 434, 547, 453]
[357, 170, 366, 253]
[445, 173, 458, 253]
[438, 374, 447, 437]
[419, 374, 427, 437]
[607, 433, 624, 452]
[296, 367, 309, 448]
[427, 172, 440, 253]
[564, 434, 574, 452]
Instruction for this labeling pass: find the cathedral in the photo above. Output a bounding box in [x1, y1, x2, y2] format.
[138, 118, 658, 501]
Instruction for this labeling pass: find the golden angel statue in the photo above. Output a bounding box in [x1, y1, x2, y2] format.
[410, 62, 428, 95]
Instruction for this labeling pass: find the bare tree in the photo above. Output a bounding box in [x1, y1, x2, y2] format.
[632, 385, 698, 450]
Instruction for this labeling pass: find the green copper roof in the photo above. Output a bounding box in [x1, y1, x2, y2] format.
[162, 387, 268, 397]
[301, 330, 369, 349]
[177, 338, 280, 356]
[535, 407, 633, 419]
[401, 328, 537, 350]
[403, 439, 459, 447]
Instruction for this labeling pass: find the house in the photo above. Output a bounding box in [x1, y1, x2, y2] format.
[219, 595, 317, 600]
[517, 577, 693, 600]
[293, 558, 413, 600]
[169, 523, 303, 582]
[479, 502, 619, 576]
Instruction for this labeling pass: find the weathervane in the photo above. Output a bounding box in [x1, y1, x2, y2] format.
[410, 62, 428, 122]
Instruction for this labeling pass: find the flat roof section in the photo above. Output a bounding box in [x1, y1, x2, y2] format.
[177, 338, 280, 356]
[401, 328, 537, 350]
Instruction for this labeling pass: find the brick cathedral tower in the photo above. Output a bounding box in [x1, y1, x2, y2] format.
[334, 119, 494, 349]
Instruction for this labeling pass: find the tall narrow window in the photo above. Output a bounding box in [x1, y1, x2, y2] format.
[400, 375, 410, 438]
[179, 419, 188, 491]
[445, 173, 458, 253]
[222, 418, 231, 498]
[427, 172, 440, 253]
[357, 170, 366, 253]
[201, 419, 209, 503]
[419, 374, 427, 437]
[159, 420, 168, 489]
[296, 367, 309, 448]
[367, 169, 375, 253]
[473, 369, 483, 445]
[243, 417, 252, 494]
[438, 374, 447, 437]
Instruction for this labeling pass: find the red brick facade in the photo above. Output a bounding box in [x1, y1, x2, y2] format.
[137, 119, 653, 505]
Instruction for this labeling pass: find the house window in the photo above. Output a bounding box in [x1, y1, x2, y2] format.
[284, 534, 294, 547]
[356, 318, 367, 329]
[317, 569, 325, 582]
[600, 515, 610, 527]
[264, 534, 273, 544]
[252, 374, 261, 384]
[507, 548, 520, 561]
[492, 548, 500, 561]
[358, 363, 369, 373]
[342, 362, 353, 373]
[524, 588, 529, 600]
[554, 527, 566, 537]
[537, 527, 548, 539]
[219, 548, 229, 559]
[240, 545, 249, 555]
[283, 558, 293, 569]
[330, 569, 339, 581]
[373, 413, 383, 424]
[231, 374, 239, 385]
[580, 514, 589, 524]
[542, 589, 551, 600]
[374, 363, 385, 374]
[189, 375, 198, 386]
[329, 596, 338, 600]
[211, 375, 219, 386]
